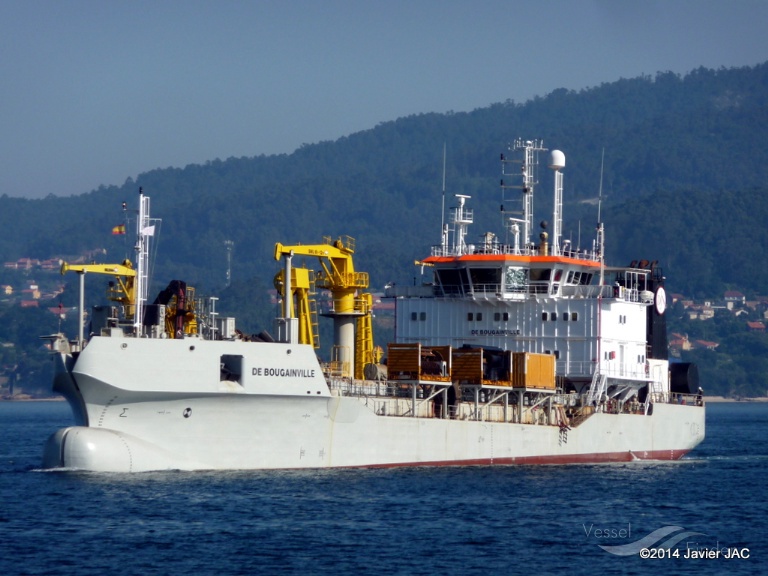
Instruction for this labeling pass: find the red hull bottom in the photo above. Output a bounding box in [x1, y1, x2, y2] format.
[365, 449, 691, 468]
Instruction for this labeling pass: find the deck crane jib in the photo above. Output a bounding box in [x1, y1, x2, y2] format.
[59, 260, 137, 346]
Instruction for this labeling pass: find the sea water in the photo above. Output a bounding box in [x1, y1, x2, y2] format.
[0, 401, 765, 575]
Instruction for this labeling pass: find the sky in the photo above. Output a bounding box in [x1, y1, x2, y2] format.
[2, 0, 767, 199]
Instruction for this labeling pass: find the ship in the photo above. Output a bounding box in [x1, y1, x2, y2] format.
[42, 139, 705, 472]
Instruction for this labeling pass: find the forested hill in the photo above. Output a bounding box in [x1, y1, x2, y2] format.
[2, 62, 768, 298]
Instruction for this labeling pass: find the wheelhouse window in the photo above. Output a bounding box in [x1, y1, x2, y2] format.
[469, 268, 501, 294]
[529, 268, 551, 294]
[436, 269, 469, 296]
[504, 266, 527, 291]
[529, 268, 552, 282]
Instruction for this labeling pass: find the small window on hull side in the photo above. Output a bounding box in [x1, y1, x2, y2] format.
[221, 354, 244, 384]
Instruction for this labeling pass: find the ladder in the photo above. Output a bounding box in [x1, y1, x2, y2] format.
[586, 371, 607, 407]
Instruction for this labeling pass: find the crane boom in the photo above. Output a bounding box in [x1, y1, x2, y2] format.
[61, 259, 137, 318]
[60, 259, 138, 345]
[60, 262, 136, 277]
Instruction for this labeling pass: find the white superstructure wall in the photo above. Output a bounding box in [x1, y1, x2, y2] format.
[395, 295, 649, 382]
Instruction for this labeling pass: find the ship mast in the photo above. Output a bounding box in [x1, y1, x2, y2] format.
[440, 143, 448, 255]
[501, 139, 547, 251]
[452, 194, 473, 256]
[597, 148, 606, 286]
[134, 188, 152, 336]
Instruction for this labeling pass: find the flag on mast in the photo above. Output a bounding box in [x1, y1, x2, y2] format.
[112, 224, 126, 235]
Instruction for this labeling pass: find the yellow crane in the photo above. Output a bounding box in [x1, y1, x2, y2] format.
[61, 260, 137, 316]
[273, 266, 319, 349]
[61, 260, 198, 340]
[60, 259, 137, 344]
[152, 280, 199, 338]
[274, 235, 379, 379]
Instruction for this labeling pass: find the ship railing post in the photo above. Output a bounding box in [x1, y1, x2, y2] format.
[77, 270, 85, 347]
[504, 391, 508, 422]
[281, 251, 300, 344]
[284, 251, 293, 320]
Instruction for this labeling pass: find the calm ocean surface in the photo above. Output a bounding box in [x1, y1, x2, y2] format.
[1, 401, 765, 575]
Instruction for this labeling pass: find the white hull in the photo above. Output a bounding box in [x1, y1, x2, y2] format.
[43, 337, 705, 472]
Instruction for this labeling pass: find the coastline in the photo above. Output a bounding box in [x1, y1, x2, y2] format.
[704, 395, 768, 403]
[0, 396, 65, 402]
